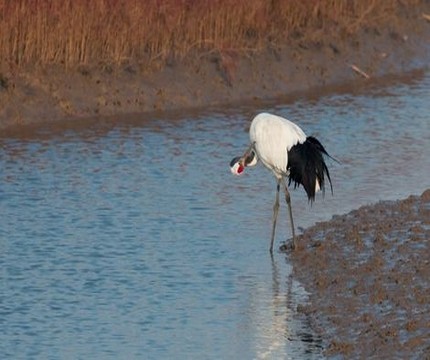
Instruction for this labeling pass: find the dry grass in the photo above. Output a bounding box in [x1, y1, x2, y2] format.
[0, 0, 420, 69]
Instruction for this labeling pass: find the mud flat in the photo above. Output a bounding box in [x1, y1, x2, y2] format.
[289, 189, 430, 358]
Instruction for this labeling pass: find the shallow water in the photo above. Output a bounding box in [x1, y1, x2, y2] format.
[1, 71, 429, 359]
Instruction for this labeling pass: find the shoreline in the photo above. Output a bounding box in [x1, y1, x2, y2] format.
[290, 190, 430, 358]
[1, 4, 429, 133]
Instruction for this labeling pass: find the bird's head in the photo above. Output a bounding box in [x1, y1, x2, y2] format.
[230, 146, 257, 176]
[230, 156, 245, 175]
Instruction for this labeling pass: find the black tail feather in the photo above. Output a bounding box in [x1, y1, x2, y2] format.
[287, 136, 333, 201]
[307, 136, 340, 164]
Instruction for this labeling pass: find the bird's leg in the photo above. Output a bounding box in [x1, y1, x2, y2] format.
[270, 179, 281, 254]
[284, 180, 297, 250]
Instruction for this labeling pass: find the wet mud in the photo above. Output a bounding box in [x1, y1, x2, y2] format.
[289, 189, 430, 358]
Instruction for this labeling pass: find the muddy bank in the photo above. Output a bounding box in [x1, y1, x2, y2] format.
[1, 5, 429, 131]
[288, 189, 430, 358]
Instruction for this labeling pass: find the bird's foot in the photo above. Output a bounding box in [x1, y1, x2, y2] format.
[279, 240, 297, 253]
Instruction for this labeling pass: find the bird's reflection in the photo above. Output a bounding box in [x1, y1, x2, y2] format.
[250, 254, 323, 359]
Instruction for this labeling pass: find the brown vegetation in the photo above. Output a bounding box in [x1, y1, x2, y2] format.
[0, 0, 420, 70]
[0, 0, 427, 131]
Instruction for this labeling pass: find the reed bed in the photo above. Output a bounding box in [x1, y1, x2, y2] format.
[0, 0, 417, 69]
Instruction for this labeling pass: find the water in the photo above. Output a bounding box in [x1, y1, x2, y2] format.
[1, 71, 429, 359]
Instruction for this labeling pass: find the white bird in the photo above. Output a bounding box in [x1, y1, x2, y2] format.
[230, 112, 334, 253]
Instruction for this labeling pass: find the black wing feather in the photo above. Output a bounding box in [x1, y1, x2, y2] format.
[287, 136, 333, 201]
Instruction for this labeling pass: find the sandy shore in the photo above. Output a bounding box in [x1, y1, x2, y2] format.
[0, 4, 429, 133]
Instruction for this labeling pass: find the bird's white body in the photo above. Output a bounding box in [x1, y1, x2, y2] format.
[230, 112, 334, 251]
[249, 112, 306, 179]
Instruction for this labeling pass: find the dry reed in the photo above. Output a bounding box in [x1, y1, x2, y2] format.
[0, 0, 419, 69]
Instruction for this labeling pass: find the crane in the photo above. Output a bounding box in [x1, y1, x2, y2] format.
[230, 112, 334, 253]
